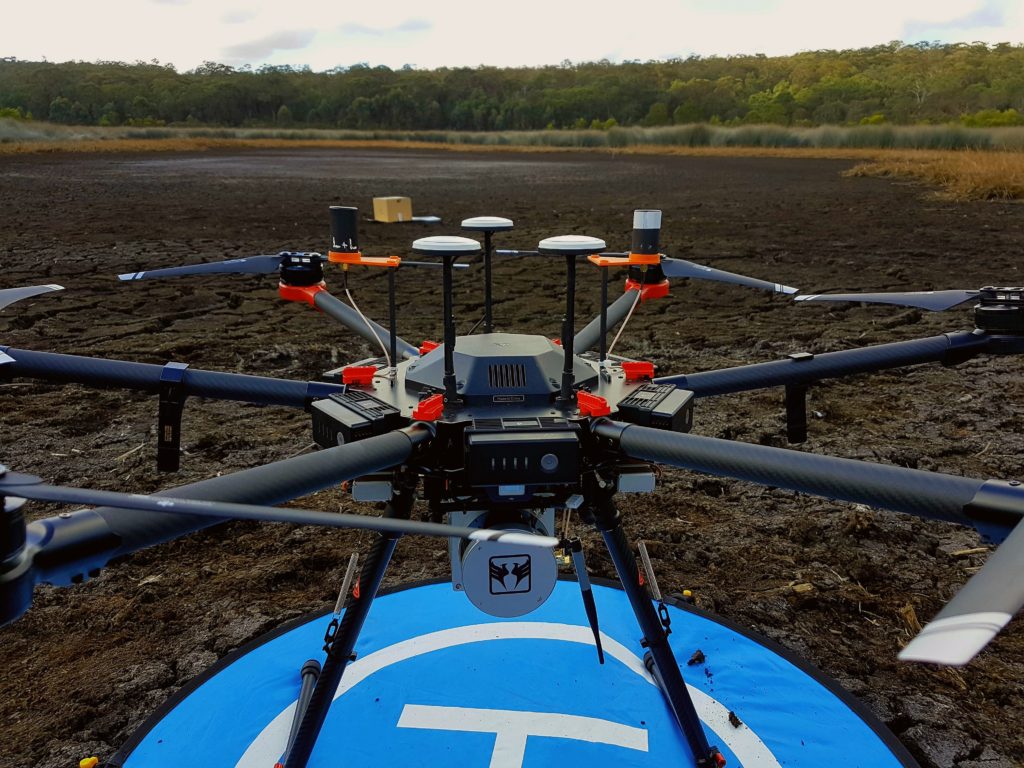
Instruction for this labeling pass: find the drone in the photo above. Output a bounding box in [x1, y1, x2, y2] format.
[1, 206, 1022, 768]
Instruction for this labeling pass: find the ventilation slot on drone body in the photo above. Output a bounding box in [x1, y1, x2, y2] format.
[488, 364, 527, 389]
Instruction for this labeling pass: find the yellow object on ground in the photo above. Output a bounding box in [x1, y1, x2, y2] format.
[80, 758, 99, 768]
[373, 196, 413, 222]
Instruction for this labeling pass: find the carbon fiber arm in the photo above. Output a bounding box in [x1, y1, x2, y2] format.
[574, 289, 640, 353]
[593, 420, 1021, 536]
[654, 331, 991, 396]
[25, 425, 431, 587]
[0, 347, 343, 406]
[312, 291, 418, 360]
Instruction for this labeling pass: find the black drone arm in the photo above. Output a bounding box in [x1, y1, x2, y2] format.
[594, 419, 1019, 535]
[654, 330, 997, 396]
[3, 425, 430, 627]
[0, 346, 344, 407]
[593, 419, 1024, 664]
[574, 288, 640, 353]
[312, 290, 418, 360]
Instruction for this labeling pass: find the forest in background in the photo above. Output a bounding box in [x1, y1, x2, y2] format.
[3, 42, 1024, 131]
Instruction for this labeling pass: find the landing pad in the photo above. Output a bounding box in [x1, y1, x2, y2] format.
[115, 580, 917, 768]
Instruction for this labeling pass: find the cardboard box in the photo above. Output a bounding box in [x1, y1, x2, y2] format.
[373, 196, 413, 223]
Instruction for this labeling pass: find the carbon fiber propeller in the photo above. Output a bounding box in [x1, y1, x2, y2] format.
[795, 289, 980, 311]
[660, 257, 798, 295]
[0, 468, 557, 549]
[900, 518, 1024, 665]
[118, 253, 320, 281]
[118, 252, 465, 281]
[0, 284, 64, 311]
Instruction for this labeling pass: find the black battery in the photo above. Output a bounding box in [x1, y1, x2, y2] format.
[310, 390, 406, 447]
[616, 384, 694, 433]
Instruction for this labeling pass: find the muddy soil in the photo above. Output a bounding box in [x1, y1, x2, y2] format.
[0, 148, 1022, 768]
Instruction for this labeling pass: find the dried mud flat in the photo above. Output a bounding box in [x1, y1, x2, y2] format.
[1, 148, 1022, 768]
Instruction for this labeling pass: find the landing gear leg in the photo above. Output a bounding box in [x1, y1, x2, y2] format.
[283, 474, 417, 768]
[589, 475, 724, 768]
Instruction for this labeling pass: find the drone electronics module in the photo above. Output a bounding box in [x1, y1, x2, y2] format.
[1, 203, 1022, 768]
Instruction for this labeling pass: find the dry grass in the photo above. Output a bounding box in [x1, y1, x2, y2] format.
[2, 134, 1023, 202]
[843, 150, 1024, 201]
[0, 136, 889, 160]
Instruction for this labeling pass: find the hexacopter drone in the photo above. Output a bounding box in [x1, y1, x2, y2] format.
[0, 207, 1021, 768]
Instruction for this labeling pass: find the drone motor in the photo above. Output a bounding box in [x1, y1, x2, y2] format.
[974, 286, 1024, 334]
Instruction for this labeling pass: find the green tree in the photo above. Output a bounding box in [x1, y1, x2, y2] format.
[47, 96, 72, 123]
[643, 102, 670, 126]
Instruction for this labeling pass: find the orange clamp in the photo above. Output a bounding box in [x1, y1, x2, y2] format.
[624, 277, 670, 302]
[342, 365, 377, 385]
[576, 391, 611, 417]
[588, 252, 662, 268]
[412, 393, 444, 421]
[621, 361, 655, 381]
[419, 339, 440, 355]
[328, 250, 401, 268]
[278, 282, 326, 305]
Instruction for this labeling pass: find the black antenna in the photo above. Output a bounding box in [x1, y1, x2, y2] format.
[461, 217, 514, 333]
[412, 236, 482, 406]
[538, 235, 608, 402]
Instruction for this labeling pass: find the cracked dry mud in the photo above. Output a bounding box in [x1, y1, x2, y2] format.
[0, 148, 1022, 768]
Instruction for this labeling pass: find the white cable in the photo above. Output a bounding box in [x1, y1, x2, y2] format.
[345, 286, 392, 371]
[606, 286, 642, 357]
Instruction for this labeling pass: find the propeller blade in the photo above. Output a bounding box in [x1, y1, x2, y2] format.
[118, 254, 287, 281]
[795, 289, 979, 312]
[899, 519, 1024, 665]
[0, 284, 63, 311]
[0, 470, 557, 549]
[401, 260, 470, 270]
[661, 257, 797, 295]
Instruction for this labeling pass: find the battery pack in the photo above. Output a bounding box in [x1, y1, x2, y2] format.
[616, 384, 694, 433]
[310, 390, 406, 447]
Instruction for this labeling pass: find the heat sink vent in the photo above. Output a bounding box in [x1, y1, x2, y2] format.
[473, 418, 503, 431]
[488, 363, 527, 389]
[539, 417, 568, 428]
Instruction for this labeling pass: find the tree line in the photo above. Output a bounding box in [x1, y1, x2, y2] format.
[2, 42, 1024, 131]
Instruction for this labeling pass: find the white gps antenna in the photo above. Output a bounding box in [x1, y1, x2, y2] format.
[461, 216, 514, 333]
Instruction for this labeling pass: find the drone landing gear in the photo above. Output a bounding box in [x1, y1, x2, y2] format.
[281, 476, 416, 768]
[590, 477, 725, 768]
[282, 475, 722, 768]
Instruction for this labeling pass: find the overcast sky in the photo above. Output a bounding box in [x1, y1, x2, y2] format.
[3, 0, 1022, 71]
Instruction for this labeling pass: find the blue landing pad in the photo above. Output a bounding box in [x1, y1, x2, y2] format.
[117, 580, 917, 768]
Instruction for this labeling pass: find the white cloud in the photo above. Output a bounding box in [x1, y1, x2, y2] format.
[223, 29, 318, 63]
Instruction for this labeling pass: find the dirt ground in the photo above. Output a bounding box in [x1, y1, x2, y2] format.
[0, 148, 1022, 768]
